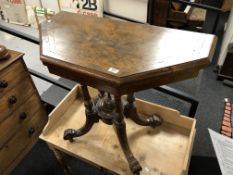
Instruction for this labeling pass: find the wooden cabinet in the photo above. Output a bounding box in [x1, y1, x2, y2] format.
[0, 49, 48, 175]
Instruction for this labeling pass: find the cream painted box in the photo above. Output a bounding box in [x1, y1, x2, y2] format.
[0, 0, 28, 25]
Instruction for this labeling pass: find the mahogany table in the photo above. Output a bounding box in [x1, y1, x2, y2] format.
[40, 12, 216, 175]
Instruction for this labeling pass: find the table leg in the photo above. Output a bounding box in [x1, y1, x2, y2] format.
[124, 93, 162, 127]
[64, 85, 99, 141]
[113, 96, 142, 175]
[48, 144, 72, 175]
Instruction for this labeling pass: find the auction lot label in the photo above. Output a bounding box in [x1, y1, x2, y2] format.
[60, 0, 103, 17]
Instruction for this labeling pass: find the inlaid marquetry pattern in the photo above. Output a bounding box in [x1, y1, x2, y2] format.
[41, 12, 216, 77]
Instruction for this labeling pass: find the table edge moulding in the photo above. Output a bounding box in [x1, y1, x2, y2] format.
[40, 11, 217, 175]
[40, 11, 217, 96]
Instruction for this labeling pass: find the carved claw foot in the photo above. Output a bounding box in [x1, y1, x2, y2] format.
[64, 129, 77, 142]
[124, 104, 163, 128]
[124, 93, 163, 128]
[113, 95, 143, 175]
[146, 114, 163, 128]
[128, 156, 142, 175]
[63, 85, 99, 143]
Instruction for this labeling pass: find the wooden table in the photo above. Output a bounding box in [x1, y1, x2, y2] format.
[40, 11, 216, 175]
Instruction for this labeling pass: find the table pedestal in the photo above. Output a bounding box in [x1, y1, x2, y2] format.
[63, 85, 162, 175]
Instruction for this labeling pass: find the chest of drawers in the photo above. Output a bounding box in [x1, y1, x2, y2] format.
[0, 49, 48, 175]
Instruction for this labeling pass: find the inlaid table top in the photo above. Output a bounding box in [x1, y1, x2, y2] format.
[40, 12, 217, 95]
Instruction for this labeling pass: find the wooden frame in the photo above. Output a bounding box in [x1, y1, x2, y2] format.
[40, 85, 196, 175]
[147, 0, 206, 28]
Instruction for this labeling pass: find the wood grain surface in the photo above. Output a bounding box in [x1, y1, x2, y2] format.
[0, 77, 36, 124]
[0, 94, 43, 149]
[40, 12, 217, 95]
[0, 50, 48, 175]
[0, 50, 24, 72]
[0, 60, 28, 97]
[0, 108, 47, 174]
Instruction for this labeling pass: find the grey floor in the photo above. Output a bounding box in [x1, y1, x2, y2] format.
[0, 27, 75, 106]
[1, 10, 232, 175]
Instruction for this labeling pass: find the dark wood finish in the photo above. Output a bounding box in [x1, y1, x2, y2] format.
[0, 49, 48, 175]
[41, 12, 216, 95]
[148, 0, 206, 28]
[147, 0, 170, 26]
[62, 86, 162, 175]
[95, 91, 116, 125]
[0, 60, 28, 96]
[168, 9, 187, 24]
[172, 2, 183, 11]
[113, 95, 142, 174]
[0, 45, 9, 60]
[64, 85, 99, 142]
[220, 51, 233, 79]
[0, 50, 24, 71]
[40, 12, 216, 175]
[124, 93, 162, 127]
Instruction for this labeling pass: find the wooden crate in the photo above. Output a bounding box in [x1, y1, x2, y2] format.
[40, 85, 196, 175]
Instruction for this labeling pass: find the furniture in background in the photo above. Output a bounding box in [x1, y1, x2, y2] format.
[40, 12, 216, 174]
[0, 46, 48, 175]
[147, 0, 224, 33]
[147, 0, 206, 28]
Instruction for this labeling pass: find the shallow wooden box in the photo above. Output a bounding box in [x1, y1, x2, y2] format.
[40, 85, 196, 175]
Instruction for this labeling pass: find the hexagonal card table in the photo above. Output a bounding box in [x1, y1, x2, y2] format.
[40, 12, 216, 175]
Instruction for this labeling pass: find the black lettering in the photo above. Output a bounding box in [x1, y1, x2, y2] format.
[81, 0, 97, 11]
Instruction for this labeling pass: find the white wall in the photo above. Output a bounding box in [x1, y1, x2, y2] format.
[24, 0, 41, 7]
[41, 0, 60, 13]
[23, 0, 148, 22]
[103, 0, 148, 23]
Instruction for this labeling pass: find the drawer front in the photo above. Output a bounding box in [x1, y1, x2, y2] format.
[0, 94, 43, 148]
[0, 77, 35, 123]
[0, 60, 28, 96]
[0, 109, 47, 174]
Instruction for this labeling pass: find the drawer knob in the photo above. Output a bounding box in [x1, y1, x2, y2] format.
[28, 128, 35, 135]
[0, 80, 8, 88]
[19, 112, 27, 120]
[8, 96, 17, 104]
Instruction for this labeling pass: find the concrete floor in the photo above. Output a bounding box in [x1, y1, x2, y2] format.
[0, 25, 76, 106]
